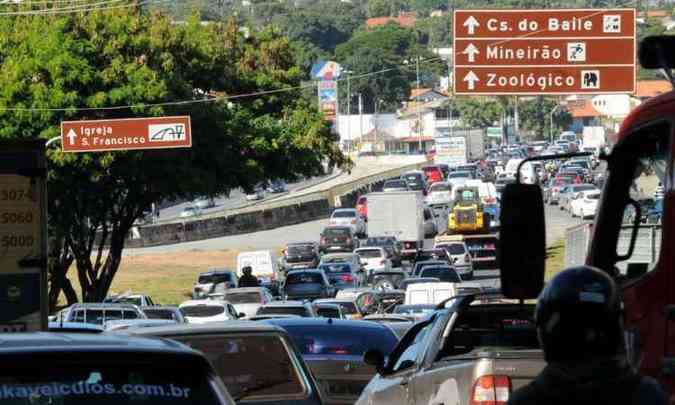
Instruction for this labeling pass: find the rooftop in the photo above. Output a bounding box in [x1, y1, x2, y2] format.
[636, 80, 672, 99]
[366, 12, 417, 28]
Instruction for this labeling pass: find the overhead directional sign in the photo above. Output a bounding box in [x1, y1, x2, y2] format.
[453, 9, 636, 95]
[61, 116, 192, 153]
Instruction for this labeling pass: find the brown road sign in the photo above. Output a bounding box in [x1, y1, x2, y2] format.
[61, 116, 192, 153]
[453, 9, 636, 95]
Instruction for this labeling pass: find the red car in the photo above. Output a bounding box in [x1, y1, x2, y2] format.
[422, 165, 444, 184]
[356, 196, 367, 219]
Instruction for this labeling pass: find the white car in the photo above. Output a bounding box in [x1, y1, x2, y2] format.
[192, 197, 216, 209]
[434, 241, 474, 280]
[426, 181, 452, 205]
[354, 247, 392, 276]
[217, 287, 274, 318]
[245, 187, 265, 201]
[178, 300, 240, 324]
[180, 206, 202, 218]
[570, 190, 601, 219]
[329, 208, 367, 237]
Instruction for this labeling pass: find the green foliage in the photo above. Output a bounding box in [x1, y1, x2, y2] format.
[367, 0, 408, 17]
[0, 9, 347, 303]
[453, 98, 501, 128]
[519, 97, 571, 139]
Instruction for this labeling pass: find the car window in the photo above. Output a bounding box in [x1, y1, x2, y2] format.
[357, 249, 383, 258]
[72, 309, 85, 323]
[105, 310, 123, 321]
[288, 245, 314, 255]
[0, 363, 222, 404]
[286, 272, 323, 284]
[144, 309, 176, 320]
[332, 210, 355, 218]
[223, 292, 261, 304]
[198, 274, 232, 284]
[176, 334, 306, 400]
[319, 263, 351, 274]
[423, 209, 431, 221]
[283, 325, 397, 356]
[320, 301, 358, 315]
[438, 243, 466, 255]
[124, 310, 140, 320]
[316, 306, 340, 318]
[181, 305, 225, 317]
[258, 306, 310, 317]
[324, 228, 350, 237]
[430, 183, 450, 192]
[389, 318, 436, 373]
[419, 267, 461, 283]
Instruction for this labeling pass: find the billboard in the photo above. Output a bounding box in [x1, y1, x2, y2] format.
[435, 136, 468, 166]
[318, 80, 338, 122]
[311, 60, 342, 80]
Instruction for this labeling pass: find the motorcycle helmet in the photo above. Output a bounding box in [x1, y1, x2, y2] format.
[536, 266, 623, 362]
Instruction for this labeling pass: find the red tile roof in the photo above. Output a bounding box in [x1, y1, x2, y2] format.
[401, 136, 434, 142]
[636, 80, 672, 99]
[410, 88, 432, 99]
[366, 13, 417, 28]
[566, 99, 602, 118]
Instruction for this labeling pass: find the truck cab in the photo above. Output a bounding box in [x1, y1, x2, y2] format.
[448, 187, 486, 234]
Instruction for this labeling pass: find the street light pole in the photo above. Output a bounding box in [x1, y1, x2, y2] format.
[549, 104, 560, 143]
[346, 72, 352, 153]
[416, 55, 422, 152]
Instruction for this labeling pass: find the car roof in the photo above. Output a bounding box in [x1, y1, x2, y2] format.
[333, 208, 356, 212]
[129, 320, 283, 337]
[141, 305, 179, 310]
[68, 303, 140, 310]
[287, 269, 322, 274]
[321, 253, 356, 259]
[0, 333, 197, 355]
[179, 300, 230, 307]
[262, 317, 391, 330]
[222, 287, 266, 293]
[261, 300, 308, 307]
[199, 269, 234, 275]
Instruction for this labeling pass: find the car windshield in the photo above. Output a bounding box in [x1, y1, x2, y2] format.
[430, 183, 450, 192]
[181, 305, 225, 317]
[586, 193, 601, 200]
[319, 301, 358, 315]
[0, 363, 222, 404]
[438, 243, 466, 255]
[324, 228, 350, 237]
[384, 180, 406, 188]
[282, 325, 398, 356]
[105, 296, 142, 306]
[419, 267, 461, 283]
[319, 263, 351, 274]
[332, 210, 355, 218]
[143, 309, 179, 321]
[198, 274, 231, 284]
[287, 245, 313, 255]
[448, 172, 471, 178]
[258, 306, 309, 317]
[174, 334, 305, 400]
[357, 249, 383, 258]
[223, 292, 261, 304]
[286, 272, 323, 284]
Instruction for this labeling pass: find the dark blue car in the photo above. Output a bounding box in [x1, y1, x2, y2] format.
[264, 318, 398, 405]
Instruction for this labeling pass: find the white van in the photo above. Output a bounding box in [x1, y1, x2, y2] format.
[404, 282, 458, 306]
[236, 250, 279, 280]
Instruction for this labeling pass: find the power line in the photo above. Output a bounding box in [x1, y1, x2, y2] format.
[0, 0, 165, 15]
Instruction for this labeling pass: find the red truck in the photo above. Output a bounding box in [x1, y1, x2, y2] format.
[498, 36, 675, 402]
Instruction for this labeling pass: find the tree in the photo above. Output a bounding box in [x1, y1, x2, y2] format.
[367, 0, 409, 17]
[453, 98, 502, 128]
[0, 10, 347, 306]
[519, 97, 571, 139]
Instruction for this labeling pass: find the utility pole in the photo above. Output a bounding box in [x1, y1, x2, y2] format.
[358, 93, 363, 151]
[416, 55, 422, 152]
[514, 96, 519, 143]
[346, 74, 351, 153]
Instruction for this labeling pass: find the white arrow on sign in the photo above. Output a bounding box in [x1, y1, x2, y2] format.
[463, 16, 480, 35]
[463, 71, 480, 90]
[66, 129, 78, 145]
[463, 43, 480, 63]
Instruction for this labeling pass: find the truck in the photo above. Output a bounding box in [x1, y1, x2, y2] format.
[581, 126, 607, 153]
[494, 36, 675, 401]
[367, 191, 425, 260]
[434, 129, 485, 166]
[448, 186, 488, 234]
[357, 292, 543, 405]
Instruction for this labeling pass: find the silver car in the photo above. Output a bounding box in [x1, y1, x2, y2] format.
[435, 241, 474, 279]
[329, 208, 367, 237]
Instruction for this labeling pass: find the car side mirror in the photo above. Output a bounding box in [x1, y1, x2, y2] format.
[238, 313, 246, 318]
[363, 349, 386, 373]
[499, 182, 545, 299]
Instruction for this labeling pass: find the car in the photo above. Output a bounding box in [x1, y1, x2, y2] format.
[64, 303, 147, 325]
[393, 303, 437, 321]
[313, 298, 365, 320]
[256, 300, 317, 318]
[217, 287, 275, 318]
[446, 170, 472, 187]
[104, 292, 157, 307]
[266, 179, 288, 193]
[544, 176, 574, 205]
[400, 170, 428, 194]
[434, 240, 474, 279]
[423, 206, 439, 238]
[180, 205, 202, 218]
[329, 208, 367, 237]
[369, 269, 408, 291]
[419, 266, 463, 283]
[193, 196, 216, 209]
[318, 261, 362, 290]
[426, 181, 452, 206]
[355, 195, 368, 219]
[382, 179, 409, 192]
[179, 300, 241, 323]
[132, 321, 324, 405]
[398, 277, 441, 291]
[414, 248, 451, 264]
[282, 269, 336, 301]
[361, 236, 403, 267]
[243, 314, 303, 321]
[411, 259, 449, 276]
[422, 165, 444, 184]
[354, 247, 392, 276]
[570, 189, 602, 219]
[0, 333, 236, 404]
[334, 288, 381, 316]
[193, 269, 238, 299]
[559, 184, 598, 212]
[319, 252, 363, 272]
[315, 303, 344, 319]
[280, 242, 320, 271]
[140, 306, 187, 323]
[245, 185, 266, 201]
[263, 318, 399, 405]
[104, 318, 178, 331]
[319, 226, 359, 253]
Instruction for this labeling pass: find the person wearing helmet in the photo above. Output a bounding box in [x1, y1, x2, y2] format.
[508, 266, 666, 405]
[238, 266, 259, 287]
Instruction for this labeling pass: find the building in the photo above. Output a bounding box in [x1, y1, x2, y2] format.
[365, 12, 417, 29]
[566, 98, 602, 133]
[634, 80, 672, 102]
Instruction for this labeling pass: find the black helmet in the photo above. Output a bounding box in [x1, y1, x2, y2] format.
[536, 266, 623, 362]
[242, 266, 252, 275]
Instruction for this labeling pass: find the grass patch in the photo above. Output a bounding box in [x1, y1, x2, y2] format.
[545, 239, 566, 281]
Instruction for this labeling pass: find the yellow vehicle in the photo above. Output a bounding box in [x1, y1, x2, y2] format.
[448, 186, 487, 234]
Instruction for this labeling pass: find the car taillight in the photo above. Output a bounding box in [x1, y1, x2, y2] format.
[320, 237, 326, 244]
[470, 375, 511, 405]
[340, 274, 354, 282]
[465, 253, 471, 262]
[351, 219, 356, 224]
[346, 238, 352, 244]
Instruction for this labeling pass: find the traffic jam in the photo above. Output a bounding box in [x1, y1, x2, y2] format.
[1, 4, 674, 405]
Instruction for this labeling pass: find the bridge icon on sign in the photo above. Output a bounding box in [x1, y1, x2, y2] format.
[148, 124, 187, 142]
